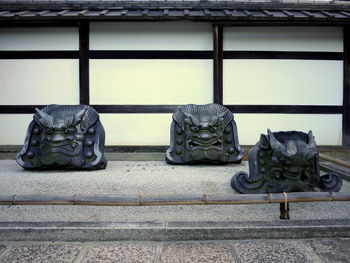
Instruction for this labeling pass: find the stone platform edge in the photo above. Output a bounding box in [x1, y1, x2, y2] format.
[1, 220, 350, 242]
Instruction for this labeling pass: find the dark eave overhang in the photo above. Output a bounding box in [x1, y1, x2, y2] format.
[1, 1, 350, 24]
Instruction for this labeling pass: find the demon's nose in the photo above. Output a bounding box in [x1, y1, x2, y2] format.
[200, 133, 212, 140]
[51, 133, 65, 143]
[193, 132, 214, 141]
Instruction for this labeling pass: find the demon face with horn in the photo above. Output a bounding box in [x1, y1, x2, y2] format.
[16, 104, 107, 170]
[231, 129, 342, 193]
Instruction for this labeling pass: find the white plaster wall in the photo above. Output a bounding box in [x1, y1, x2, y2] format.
[0, 27, 79, 50]
[0, 112, 172, 146]
[0, 113, 341, 145]
[0, 60, 79, 105]
[223, 27, 343, 146]
[2, 114, 171, 146]
[90, 60, 213, 104]
[0, 114, 34, 145]
[0, 24, 344, 146]
[90, 22, 212, 50]
[100, 114, 172, 145]
[224, 27, 343, 52]
[235, 114, 342, 145]
[223, 60, 343, 105]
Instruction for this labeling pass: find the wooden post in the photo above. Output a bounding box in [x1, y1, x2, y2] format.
[280, 202, 290, 220]
[213, 25, 223, 105]
[343, 26, 350, 146]
[79, 21, 90, 105]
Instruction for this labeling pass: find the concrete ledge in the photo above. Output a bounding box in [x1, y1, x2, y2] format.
[1, 220, 350, 242]
[0, 152, 166, 161]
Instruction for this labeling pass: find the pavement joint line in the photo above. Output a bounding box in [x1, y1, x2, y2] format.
[72, 245, 88, 263]
[231, 242, 242, 263]
[163, 222, 167, 241]
[298, 240, 326, 263]
[0, 245, 12, 261]
[153, 243, 164, 263]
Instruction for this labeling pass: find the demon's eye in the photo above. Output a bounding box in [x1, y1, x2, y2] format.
[190, 126, 199, 132]
[65, 128, 76, 134]
[46, 128, 53, 135]
[280, 156, 287, 162]
[210, 126, 217, 132]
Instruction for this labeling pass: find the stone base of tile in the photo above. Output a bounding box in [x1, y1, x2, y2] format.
[0, 220, 349, 242]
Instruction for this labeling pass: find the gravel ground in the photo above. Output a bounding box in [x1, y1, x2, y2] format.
[0, 160, 349, 222]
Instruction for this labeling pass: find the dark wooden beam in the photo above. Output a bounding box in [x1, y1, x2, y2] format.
[213, 25, 223, 104]
[0, 105, 342, 114]
[0, 50, 340, 60]
[90, 50, 212, 59]
[343, 26, 350, 146]
[0, 51, 79, 59]
[0, 105, 44, 114]
[79, 21, 89, 105]
[224, 105, 343, 114]
[223, 51, 343, 60]
[91, 105, 179, 114]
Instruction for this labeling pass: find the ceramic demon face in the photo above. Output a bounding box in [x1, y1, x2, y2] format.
[166, 104, 243, 164]
[268, 130, 318, 171]
[231, 129, 342, 193]
[16, 104, 107, 170]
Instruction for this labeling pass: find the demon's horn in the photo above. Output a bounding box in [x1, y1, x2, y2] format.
[74, 108, 86, 123]
[307, 130, 316, 149]
[35, 108, 50, 119]
[267, 129, 286, 153]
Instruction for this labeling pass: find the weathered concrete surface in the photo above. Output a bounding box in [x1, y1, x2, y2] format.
[1, 220, 349, 242]
[0, 239, 349, 263]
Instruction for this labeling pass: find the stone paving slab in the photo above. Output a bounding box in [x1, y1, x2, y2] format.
[81, 243, 157, 263]
[234, 240, 320, 263]
[0, 239, 349, 263]
[304, 238, 350, 263]
[160, 242, 237, 263]
[0, 243, 82, 263]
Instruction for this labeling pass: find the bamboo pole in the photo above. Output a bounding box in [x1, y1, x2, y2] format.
[0, 192, 349, 206]
[319, 153, 350, 169]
